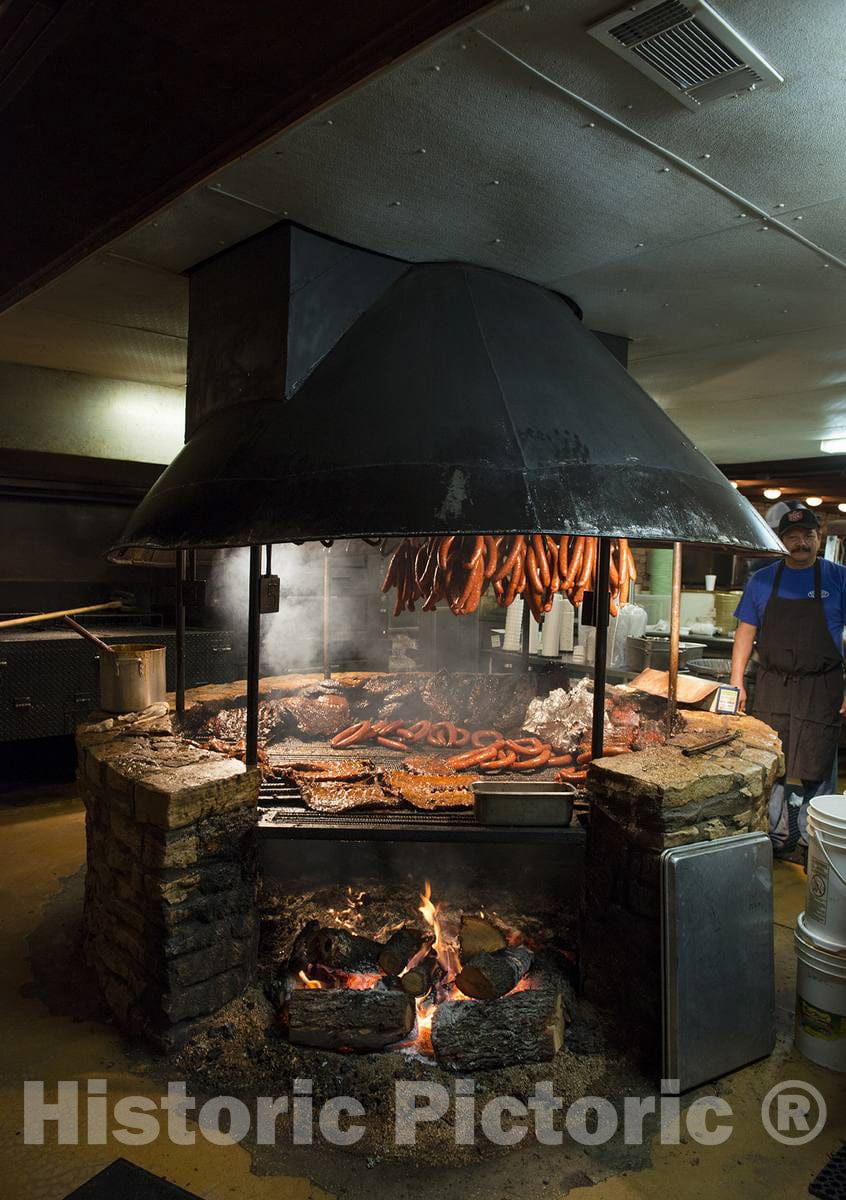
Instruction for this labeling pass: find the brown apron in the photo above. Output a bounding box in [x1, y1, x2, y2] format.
[753, 559, 843, 781]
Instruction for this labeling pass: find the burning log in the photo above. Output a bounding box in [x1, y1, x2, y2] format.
[287, 988, 414, 1050]
[314, 928, 383, 972]
[432, 990, 565, 1071]
[459, 914, 506, 961]
[399, 952, 440, 998]
[456, 945, 534, 1000]
[378, 927, 425, 976]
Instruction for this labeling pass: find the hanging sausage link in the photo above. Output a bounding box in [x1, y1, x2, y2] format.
[380, 535, 636, 616]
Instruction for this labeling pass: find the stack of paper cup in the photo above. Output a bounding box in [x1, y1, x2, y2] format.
[529, 612, 542, 654]
[559, 599, 575, 652]
[542, 594, 564, 657]
[503, 596, 524, 651]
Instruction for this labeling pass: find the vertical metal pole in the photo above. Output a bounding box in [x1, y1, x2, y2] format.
[521, 596, 531, 672]
[187, 549, 197, 581]
[246, 544, 262, 768]
[667, 540, 683, 732]
[591, 537, 612, 759]
[175, 549, 186, 720]
[323, 548, 331, 680]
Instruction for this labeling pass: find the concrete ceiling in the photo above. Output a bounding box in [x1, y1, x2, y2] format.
[1, 0, 845, 464]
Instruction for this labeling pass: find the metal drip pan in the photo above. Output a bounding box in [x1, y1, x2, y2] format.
[472, 780, 575, 826]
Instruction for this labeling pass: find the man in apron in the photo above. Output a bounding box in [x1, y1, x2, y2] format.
[730, 504, 846, 861]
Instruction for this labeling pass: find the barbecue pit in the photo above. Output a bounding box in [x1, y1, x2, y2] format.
[73, 221, 786, 1147]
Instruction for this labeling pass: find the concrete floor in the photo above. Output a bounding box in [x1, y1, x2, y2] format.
[1, 786, 843, 1200]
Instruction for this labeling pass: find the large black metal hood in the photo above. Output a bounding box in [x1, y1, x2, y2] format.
[113, 223, 781, 556]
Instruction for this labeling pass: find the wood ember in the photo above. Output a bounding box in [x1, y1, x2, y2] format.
[287, 988, 415, 1050]
[432, 990, 565, 1071]
[459, 914, 507, 961]
[378, 928, 425, 976]
[456, 945, 534, 1000]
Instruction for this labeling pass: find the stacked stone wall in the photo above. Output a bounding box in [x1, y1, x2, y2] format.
[77, 717, 261, 1046]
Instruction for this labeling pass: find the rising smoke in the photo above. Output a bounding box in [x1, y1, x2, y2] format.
[205, 541, 394, 676]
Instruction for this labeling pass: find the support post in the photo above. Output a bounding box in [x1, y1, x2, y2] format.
[667, 540, 683, 732]
[246, 544, 262, 768]
[521, 597, 530, 673]
[175, 549, 186, 720]
[591, 537, 612, 760]
[323, 548, 331, 680]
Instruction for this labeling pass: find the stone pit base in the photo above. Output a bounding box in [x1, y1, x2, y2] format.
[77, 712, 261, 1047]
[580, 710, 783, 1070]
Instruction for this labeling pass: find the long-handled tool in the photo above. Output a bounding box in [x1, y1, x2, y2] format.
[62, 615, 115, 655]
[0, 600, 123, 630]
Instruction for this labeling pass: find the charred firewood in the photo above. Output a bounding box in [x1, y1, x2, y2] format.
[399, 952, 440, 998]
[287, 988, 414, 1051]
[456, 945, 534, 1000]
[288, 920, 321, 972]
[315, 928, 383, 972]
[378, 927, 425, 976]
[458, 914, 506, 962]
[432, 990, 564, 1071]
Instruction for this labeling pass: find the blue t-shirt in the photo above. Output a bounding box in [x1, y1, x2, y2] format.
[734, 559, 846, 652]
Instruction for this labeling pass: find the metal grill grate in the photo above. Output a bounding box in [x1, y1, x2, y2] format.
[258, 779, 583, 843]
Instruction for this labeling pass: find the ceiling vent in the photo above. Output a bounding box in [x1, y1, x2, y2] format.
[588, 0, 783, 109]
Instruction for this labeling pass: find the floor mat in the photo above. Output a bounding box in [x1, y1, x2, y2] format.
[810, 1141, 846, 1199]
[63, 1158, 204, 1199]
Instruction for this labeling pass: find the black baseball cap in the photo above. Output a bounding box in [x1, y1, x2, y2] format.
[778, 505, 821, 535]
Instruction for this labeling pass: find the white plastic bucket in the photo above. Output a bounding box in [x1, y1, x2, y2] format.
[794, 914, 846, 1072]
[805, 794, 846, 950]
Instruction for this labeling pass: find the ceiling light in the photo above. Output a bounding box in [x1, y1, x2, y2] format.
[839, 504, 846, 513]
[805, 496, 823, 507]
[820, 435, 846, 453]
[763, 487, 782, 500]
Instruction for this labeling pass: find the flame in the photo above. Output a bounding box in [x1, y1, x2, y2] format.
[294, 882, 537, 1059]
[418, 880, 461, 981]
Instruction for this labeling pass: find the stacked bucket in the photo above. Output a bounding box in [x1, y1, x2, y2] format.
[794, 794, 846, 1071]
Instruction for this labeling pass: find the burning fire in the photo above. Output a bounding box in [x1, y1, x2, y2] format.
[292, 880, 531, 1058]
[417, 879, 461, 980]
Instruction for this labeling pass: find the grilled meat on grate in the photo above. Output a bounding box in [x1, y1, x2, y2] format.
[383, 771, 476, 809]
[297, 778, 400, 813]
[281, 693, 350, 737]
[274, 759, 378, 785]
[421, 671, 536, 732]
[205, 700, 288, 742]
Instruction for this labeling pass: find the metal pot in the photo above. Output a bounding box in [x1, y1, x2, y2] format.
[99, 643, 166, 713]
